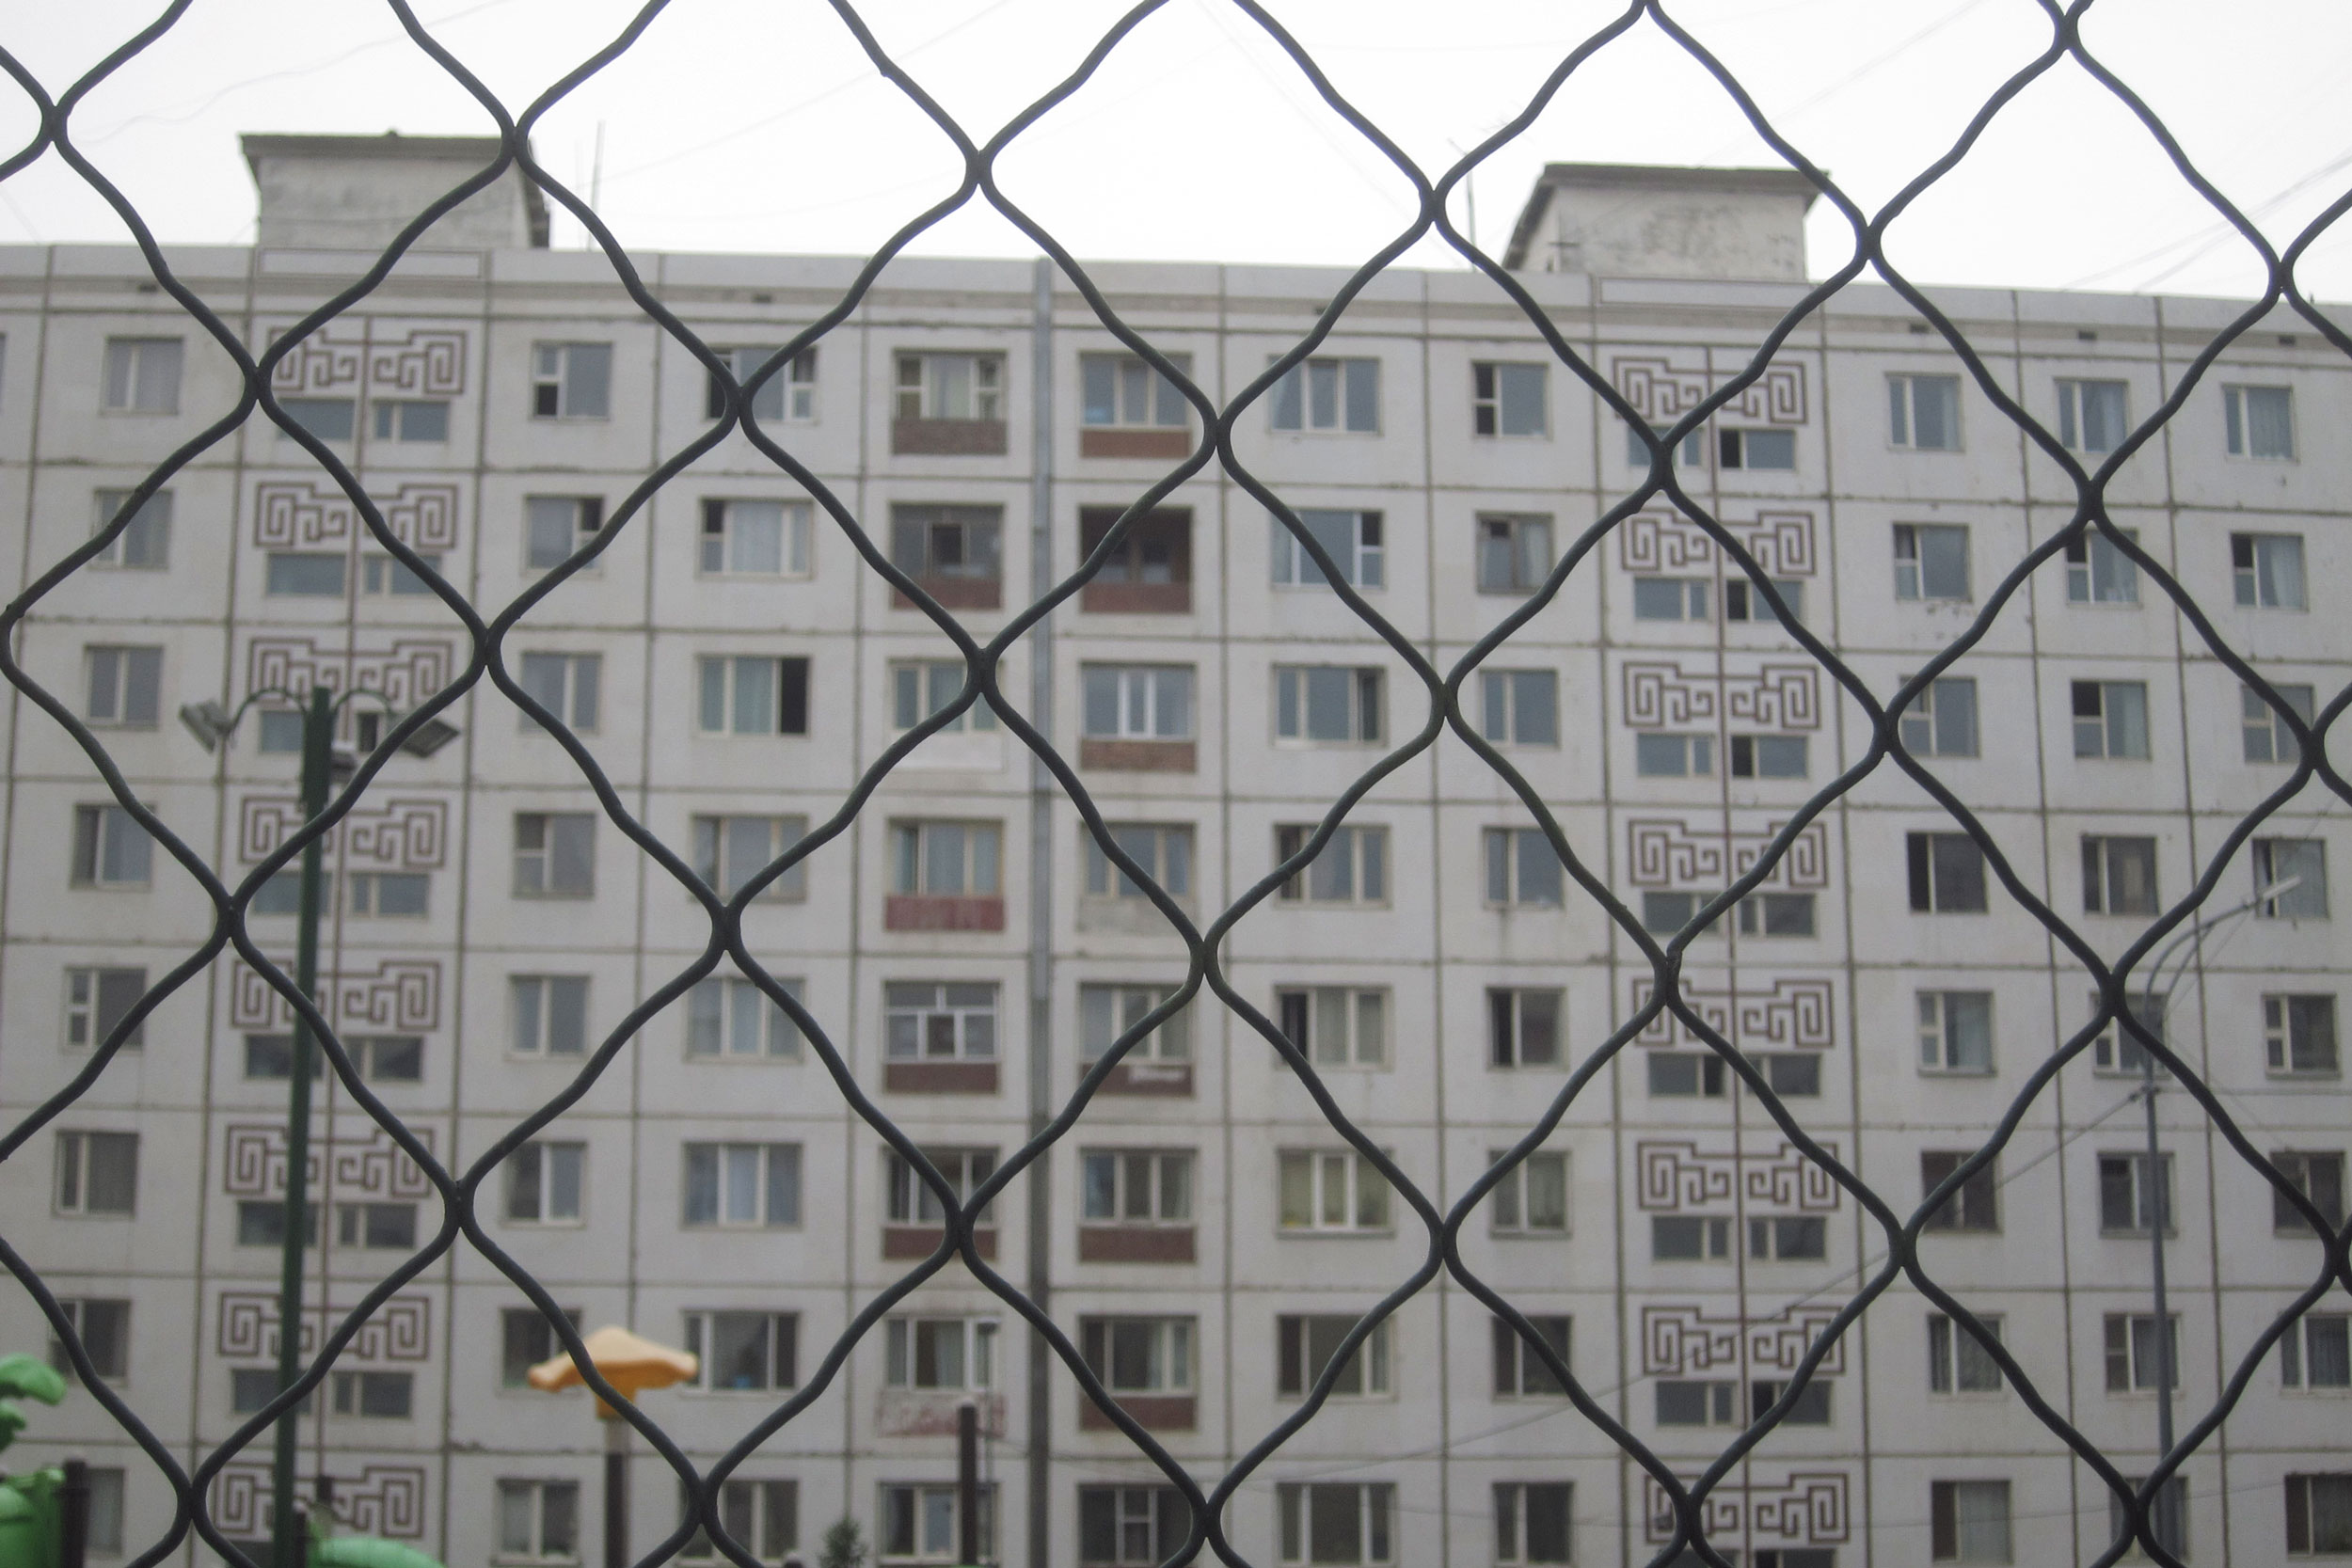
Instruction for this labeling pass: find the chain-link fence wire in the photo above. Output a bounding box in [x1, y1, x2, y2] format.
[3, 2, 2349, 1566]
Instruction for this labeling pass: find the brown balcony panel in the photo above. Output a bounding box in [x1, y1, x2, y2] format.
[893, 576, 1002, 611]
[882, 1224, 998, 1260]
[1077, 1393, 1196, 1432]
[893, 416, 1008, 456]
[1080, 427, 1191, 460]
[1095, 1060, 1194, 1097]
[1077, 1224, 1196, 1264]
[884, 894, 1007, 932]
[1079, 738, 1197, 773]
[885, 1059, 1000, 1094]
[1079, 580, 1190, 615]
[877, 1390, 1007, 1438]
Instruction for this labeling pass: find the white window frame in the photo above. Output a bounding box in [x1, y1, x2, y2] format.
[2082, 834, 2160, 916]
[1928, 1311, 2006, 1394]
[1717, 425, 1796, 469]
[52, 1296, 131, 1385]
[530, 341, 612, 420]
[83, 645, 162, 728]
[676, 1475, 801, 1565]
[1274, 1317, 1392, 1399]
[1917, 990, 1994, 1074]
[65, 965, 147, 1050]
[2098, 1150, 2174, 1236]
[1269, 356, 1379, 434]
[1485, 826, 1565, 908]
[514, 812, 596, 899]
[1274, 823, 1388, 906]
[102, 337, 183, 415]
[505, 1140, 585, 1226]
[1491, 1481, 1573, 1568]
[2280, 1313, 2351, 1392]
[1894, 522, 1972, 601]
[1475, 513, 1553, 594]
[1487, 1149, 1568, 1236]
[884, 981, 998, 1062]
[1277, 1482, 1393, 1566]
[2102, 1311, 2183, 1394]
[1270, 509, 1384, 590]
[2265, 993, 2340, 1076]
[1471, 361, 1547, 437]
[326, 1368, 414, 1419]
[524, 496, 603, 573]
[1629, 576, 1709, 621]
[71, 803, 151, 890]
[1080, 351, 1191, 430]
[891, 659, 997, 733]
[698, 498, 814, 578]
[1273, 665, 1383, 746]
[1084, 822, 1193, 901]
[2065, 527, 2139, 605]
[2223, 382, 2295, 460]
[1275, 985, 1387, 1069]
[1278, 1149, 1391, 1233]
[2232, 530, 2308, 610]
[1079, 1148, 1193, 1224]
[895, 351, 1004, 421]
[707, 345, 818, 424]
[1077, 983, 1190, 1065]
[2242, 682, 2316, 765]
[1083, 663, 1194, 740]
[495, 1479, 581, 1564]
[1889, 372, 1963, 451]
[692, 813, 808, 902]
[2057, 376, 2128, 454]
[878, 1482, 993, 1568]
[1477, 668, 1558, 747]
[1651, 1214, 1732, 1261]
[682, 1141, 802, 1229]
[371, 398, 450, 443]
[696, 657, 810, 738]
[90, 488, 172, 568]
[1899, 674, 1980, 757]
[890, 819, 1002, 896]
[1078, 1315, 1195, 1394]
[54, 1131, 137, 1217]
[517, 651, 601, 733]
[1728, 733, 1808, 780]
[344, 871, 429, 919]
[687, 975, 803, 1061]
[358, 550, 440, 596]
[2254, 837, 2329, 920]
[1486, 987, 1561, 1069]
[1748, 1213, 1829, 1260]
[2070, 680, 2149, 758]
[883, 1315, 998, 1390]
[1930, 1480, 2013, 1564]
[883, 1147, 997, 1225]
[1634, 732, 1714, 778]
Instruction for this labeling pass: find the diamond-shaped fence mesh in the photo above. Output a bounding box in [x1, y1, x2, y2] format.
[2, 4, 2348, 1568]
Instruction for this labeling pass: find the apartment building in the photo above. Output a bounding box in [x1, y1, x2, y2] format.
[0, 137, 2345, 1568]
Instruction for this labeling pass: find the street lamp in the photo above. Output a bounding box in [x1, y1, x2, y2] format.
[181, 684, 457, 1568]
[2122, 874, 2297, 1553]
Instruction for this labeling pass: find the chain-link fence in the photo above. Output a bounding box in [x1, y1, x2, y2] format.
[4, 4, 2349, 1568]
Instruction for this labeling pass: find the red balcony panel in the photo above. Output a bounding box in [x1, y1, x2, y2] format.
[1076, 1393, 1196, 1432]
[1078, 738, 1196, 773]
[893, 417, 1008, 456]
[882, 1224, 998, 1260]
[1076, 1225, 1195, 1264]
[1079, 428, 1190, 460]
[884, 1059, 1000, 1094]
[884, 894, 1007, 931]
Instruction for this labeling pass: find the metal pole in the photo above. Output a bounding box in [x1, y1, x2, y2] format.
[59, 1458, 90, 1568]
[957, 1400, 980, 1566]
[272, 684, 333, 1568]
[2138, 1029, 2174, 1465]
[604, 1418, 629, 1568]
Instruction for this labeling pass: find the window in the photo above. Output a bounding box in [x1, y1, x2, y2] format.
[1274, 823, 1387, 905]
[1889, 372, 1962, 450]
[1493, 1483, 1572, 1568]
[688, 976, 803, 1060]
[1276, 987, 1387, 1068]
[1636, 733, 1714, 778]
[264, 552, 346, 596]
[683, 1142, 801, 1228]
[1485, 827, 1565, 907]
[1477, 514, 1553, 594]
[1648, 1053, 1727, 1098]
[371, 399, 448, 441]
[1894, 523, 1970, 600]
[1477, 669, 1558, 747]
[1724, 576, 1804, 625]
[336, 1202, 418, 1249]
[1748, 1215, 1828, 1260]
[1081, 1149, 1193, 1224]
[683, 1311, 798, 1392]
[102, 337, 182, 413]
[1630, 576, 1708, 621]
[1084, 664, 1193, 739]
[2282, 1314, 2351, 1391]
[2098, 1151, 2172, 1235]
[514, 813, 596, 898]
[892, 659, 997, 733]
[1080, 1316, 1194, 1396]
[1755, 1053, 1822, 1097]
[55, 1131, 137, 1216]
[883, 1147, 997, 1225]
[885, 1316, 996, 1390]
[699, 499, 813, 578]
[328, 1369, 413, 1418]
[2063, 529, 2139, 605]
[2233, 531, 2308, 609]
[2223, 383, 2294, 459]
[1488, 1152, 1568, 1236]
[1655, 1379, 1737, 1426]
[1640, 892, 1713, 937]
[2286, 1474, 2352, 1556]
[70, 802, 151, 891]
[1737, 892, 1817, 938]
[518, 653, 600, 733]
[1078, 507, 1191, 610]
[1931, 1480, 2011, 1563]
[64, 967, 147, 1050]
[1929, 1312, 2005, 1393]
[1751, 1377, 1833, 1425]
[2072, 679, 2152, 759]
[706, 345, 817, 423]
[531, 342, 612, 419]
[896, 351, 1002, 420]
[1719, 426, 1796, 468]
[1271, 509, 1383, 589]
[91, 489, 171, 568]
[345, 873, 428, 918]
[50, 1297, 130, 1383]
[884, 981, 996, 1062]
[524, 497, 602, 571]
[678, 1478, 799, 1564]
[696, 657, 810, 738]
[1651, 1215, 1731, 1260]
[1917, 991, 1994, 1073]
[1490, 1314, 1570, 1396]
[889, 504, 1003, 595]
[230, 1368, 309, 1416]
[280, 398, 356, 441]
[2083, 835, 2159, 915]
[2243, 683, 2316, 764]
[2102, 1312, 2182, 1393]
[2272, 1150, 2346, 1234]
[2254, 837, 2329, 919]
[1081, 352, 1189, 429]
[1279, 1150, 1391, 1232]
[359, 551, 440, 596]
[1078, 984, 1190, 1065]
[892, 820, 1000, 896]
[2058, 377, 2128, 453]
[880, 1483, 993, 1567]
[1085, 823, 1193, 901]
[1729, 735, 1808, 779]
[1625, 423, 1705, 467]
[505, 1140, 584, 1224]
[84, 646, 161, 728]
[497, 1479, 580, 1562]
[692, 814, 807, 902]
[1899, 675, 1979, 757]
[1472, 362, 1546, 436]
[1078, 1486, 1189, 1568]
[1271, 356, 1378, 433]
[84, 1470, 125, 1558]
[501, 1307, 584, 1386]
[1920, 1150, 1999, 1232]
[2089, 993, 2169, 1075]
[1277, 1484, 1395, 1568]
[1275, 1317, 1391, 1398]
[1487, 988, 1561, 1069]
[1908, 832, 1988, 913]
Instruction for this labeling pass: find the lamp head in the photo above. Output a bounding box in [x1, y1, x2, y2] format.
[397, 715, 461, 759]
[178, 700, 234, 752]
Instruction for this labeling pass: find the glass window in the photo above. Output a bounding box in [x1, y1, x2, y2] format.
[1486, 988, 1561, 1069]
[895, 352, 1004, 420]
[699, 499, 813, 578]
[687, 975, 803, 1061]
[884, 982, 997, 1062]
[1487, 1154, 1568, 1236]
[524, 497, 601, 572]
[2064, 528, 2138, 604]
[511, 975, 591, 1057]
[682, 1143, 801, 1227]
[1928, 1312, 2006, 1393]
[1929, 1480, 2012, 1563]
[2254, 837, 2329, 919]
[1270, 356, 1379, 433]
[891, 821, 1002, 896]
[1274, 824, 1387, 905]
[1278, 1150, 1391, 1231]
[1484, 827, 1564, 907]
[1908, 832, 1988, 913]
[1918, 991, 1994, 1073]
[1084, 665, 1193, 739]
[1081, 352, 1190, 428]
[2243, 682, 2317, 764]
[1271, 510, 1383, 589]
[102, 337, 182, 413]
[1078, 984, 1189, 1064]
[696, 657, 811, 736]
[505, 1141, 584, 1224]
[514, 813, 596, 897]
[1478, 669, 1557, 746]
[1274, 1318, 1391, 1398]
[1274, 665, 1382, 744]
[892, 659, 998, 733]
[90, 489, 172, 568]
[1084, 823, 1193, 900]
[1894, 523, 1970, 600]
[532, 342, 612, 419]
[2057, 377, 2128, 453]
[1475, 514, 1553, 594]
[1718, 427, 1796, 468]
[705, 345, 817, 423]
[1079, 1149, 1193, 1224]
[2233, 531, 2307, 609]
[71, 804, 152, 889]
[1275, 988, 1387, 1069]
[2223, 383, 2294, 459]
[1899, 675, 1979, 757]
[1488, 1315, 1571, 1395]
[1471, 362, 1546, 436]
[1890, 372, 1962, 450]
[83, 646, 162, 728]
[518, 652, 601, 732]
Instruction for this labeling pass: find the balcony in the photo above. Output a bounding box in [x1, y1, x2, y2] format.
[882, 1224, 998, 1260]
[884, 1059, 1000, 1094]
[884, 894, 1006, 932]
[893, 416, 1007, 456]
[1076, 1392, 1195, 1432]
[1076, 1224, 1195, 1264]
[1078, 738, 1196, 773]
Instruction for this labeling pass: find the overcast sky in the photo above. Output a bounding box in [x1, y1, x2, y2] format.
[6, 0, 2350, 301]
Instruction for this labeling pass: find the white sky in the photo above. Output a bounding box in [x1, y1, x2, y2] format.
[5, 0, 2351, 300]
